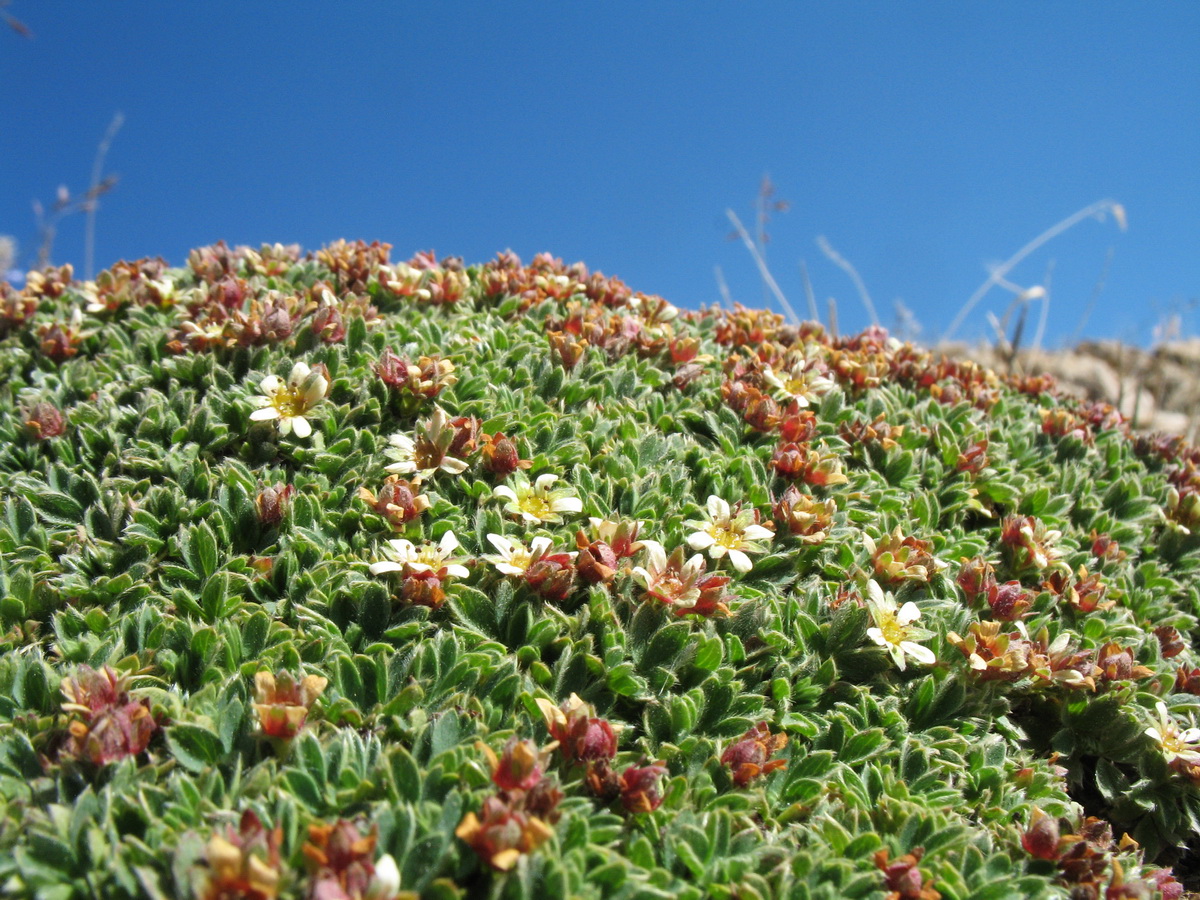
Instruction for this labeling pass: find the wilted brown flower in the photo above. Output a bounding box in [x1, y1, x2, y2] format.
[947, 621, 1030, 681]
[255, 483, 295, 526]
[535, 694, 618, 764]
[24, 401, 66, 439]
[357, 476, 430, 529]
[1020, 808, 1062, 861]
[873, 847, 941, 900]
[302, 819, 398, 900]
[618, 762, 668, 814]
[864, 527, 946, 584]
[60, 665, 157, 766]
[548, 330, 586, 370]
[1095, 642, 1152, 683]
[480, 432, 531, 477]
[199, 810, 282, 900]
[456, 795, 554, 872]
[253, 670, 328, 740]
[479, 738, 547, 794]
[721, 722, 788, 787]
[985, 580, 1033, 621]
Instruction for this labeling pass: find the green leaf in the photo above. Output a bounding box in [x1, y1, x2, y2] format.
[193, 522, 219, 579]
[388, 746, 422, 803]
[165, 724, 223, 773]
[283, 769, 325, 810]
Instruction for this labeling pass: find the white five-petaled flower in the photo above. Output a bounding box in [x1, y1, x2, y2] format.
[370, 853, 401, 900]
[685, 495, 774, 574]
[249, 361, 328, 438]
[369, 531, 469, 578]
[864, 580, 936, 671]
[483, 534, 574, 576]
[493, 473, 583, 525]
[1146, 701, 1200, 766]
[631, 540, 708, 607]
[383, 405, 470, 478]
[762, 360, 835, 407]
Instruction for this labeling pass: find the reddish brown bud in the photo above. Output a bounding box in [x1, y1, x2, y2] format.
[481, 432, 531, 477]
[618, 762, 668, 813]
[24, 402, 66, 439]
[255, 483, 295, 526]
[721, 722, 788, 787]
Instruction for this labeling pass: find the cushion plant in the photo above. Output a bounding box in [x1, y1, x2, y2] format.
[1, 241, 1199, 899]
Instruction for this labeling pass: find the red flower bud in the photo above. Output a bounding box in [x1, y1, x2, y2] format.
[619, 762, 668, 813]
[1021, 808, 1061, 860]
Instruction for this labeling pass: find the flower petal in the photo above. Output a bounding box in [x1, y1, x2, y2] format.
[291, 416, 312, 438]
[901, 641, 936, 665]
[742, 524, 775, 542]
[369, 561, 404, 575]
[259, 375, 281, 394]
[249, 407, 280, 421]
[486, 534, 516, 555]
[687, 531, 715, 551]
[728, 549, 753, 573]
[897, 602, 922, 626]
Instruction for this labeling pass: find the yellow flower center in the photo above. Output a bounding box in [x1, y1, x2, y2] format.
[519, 495, 554, 521]
[876, 612, 907, 645]
[270, 386, 306, 419]
[709, 522, 744, 551]
[415, 547, 444, 568]
[1162, 728, 1193, 756]
[508, 549, 533, 572]
[783, 375, 808, 396]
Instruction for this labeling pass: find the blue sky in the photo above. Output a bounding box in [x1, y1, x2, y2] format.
[2, 3, 1197, 345]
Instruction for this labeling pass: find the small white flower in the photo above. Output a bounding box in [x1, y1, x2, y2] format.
[248, 361, 328, 439]
[1146, 701, 1200, 766]
[493, 473, 583, 525]
[484, 534, 572, 576]
[369, 531, 469, 579]
[684, 495, 774, 573]
[631, 540, 710, 608]
[367, 853, 401, 900]
[864, 580, 936, 671]
[383, 405, 470, 478]
[762, 359, 835, 406]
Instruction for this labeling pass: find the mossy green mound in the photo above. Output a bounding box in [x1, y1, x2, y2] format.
[1, 241, 1199, 899]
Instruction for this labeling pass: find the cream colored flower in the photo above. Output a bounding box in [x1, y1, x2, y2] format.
[249, 361, 328, 438]
[371, 853, 401, 899]
[384, 405, 470, 478]
[762, 358, 835, 406]
[1146, 701, 1200, 766]
[865, 580, 936, 671]
[483, 534, 574, 576]
[685, 495, 774, 573]
[369, 531, 469, 579]
[493, 473, 583, 525]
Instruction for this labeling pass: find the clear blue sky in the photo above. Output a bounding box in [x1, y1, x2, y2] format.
[3, 2, 1197, 345]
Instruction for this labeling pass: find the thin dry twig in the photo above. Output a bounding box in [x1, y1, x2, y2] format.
[943, 198, 1126, 342]
[85, 111, 125, 279]
[725, 208, 800, 325]
[714, 265, 733, 308]
[798, 260, 819, 326]
[816, 235, 878, 327]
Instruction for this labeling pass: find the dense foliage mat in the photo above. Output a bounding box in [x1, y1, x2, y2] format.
[3, 242, 1200, 899]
